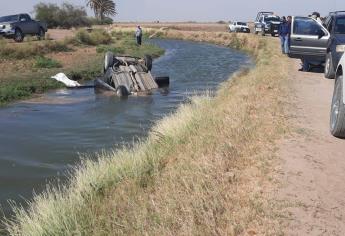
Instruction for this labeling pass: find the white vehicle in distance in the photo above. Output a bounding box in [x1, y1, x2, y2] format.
[228, 21, 250, 33]
[330, 52, 345, 138]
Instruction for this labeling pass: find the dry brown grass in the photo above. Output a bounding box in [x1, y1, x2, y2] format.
[3, 31, 290, 235]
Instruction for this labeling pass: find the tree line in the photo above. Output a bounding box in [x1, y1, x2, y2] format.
[34, 0, 117, 29]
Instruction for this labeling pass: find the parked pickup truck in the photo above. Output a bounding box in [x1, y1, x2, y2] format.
[254, 12, 281, 36]
[228, 21, 250, 33]
[0, 14, 47, 42]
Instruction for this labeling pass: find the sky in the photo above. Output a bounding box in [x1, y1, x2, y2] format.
[0, 0, 345, 22]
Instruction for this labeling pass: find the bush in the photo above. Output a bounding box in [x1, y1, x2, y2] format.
[0, 40, 71, 59]
[96, 45, 125, 54]
[74, 29, 112, 46]
[34, 2, 91, 29]
[89, 17, 114, 25]
[34, 56, 62, 68]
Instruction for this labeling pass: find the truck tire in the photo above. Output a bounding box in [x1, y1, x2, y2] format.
[154, 76, 170, 87]
[37, 27, 45, 40]
[14, 28, 24, 42]
[144, 55, 152, 71]
[330, 75, 345, 138]
[325, 52, 335, 79]
[116, 85, 129, 97]
[104, 51, 115, 73]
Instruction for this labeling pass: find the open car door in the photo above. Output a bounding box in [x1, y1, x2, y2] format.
[289, 16, 330, 62]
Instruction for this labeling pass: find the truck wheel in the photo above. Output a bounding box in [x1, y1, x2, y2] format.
[330, 74, 345, 138]
[14, 29, 24, 42]
[325, 52, 335, 79]
[104, 51, 115, 73]
[37, 27, 45, 40]
[116, 85, 129, 97]
[144, 55, 152, 72]
[154, 76, 170, 88]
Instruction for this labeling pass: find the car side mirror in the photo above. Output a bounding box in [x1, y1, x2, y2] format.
[317, 29, 325, 39]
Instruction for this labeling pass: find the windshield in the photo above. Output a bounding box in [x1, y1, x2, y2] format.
[237, 22, 247, 26]
[335, 17, 345, 34]
[265, 16, 280, 22]
[0, 15, 19, 23]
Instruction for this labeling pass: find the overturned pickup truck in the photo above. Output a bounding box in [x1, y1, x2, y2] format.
[95, 52, 169, 97]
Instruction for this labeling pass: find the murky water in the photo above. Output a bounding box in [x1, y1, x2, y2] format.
[0, 39, 251, 216]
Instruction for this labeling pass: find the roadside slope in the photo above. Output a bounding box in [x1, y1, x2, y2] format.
[279, 60, 345, 235]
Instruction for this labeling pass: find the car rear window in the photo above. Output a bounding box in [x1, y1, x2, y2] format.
[0, 15, 18, 23]
[335, 17, 345, 34]
[237, 22, 247, 26]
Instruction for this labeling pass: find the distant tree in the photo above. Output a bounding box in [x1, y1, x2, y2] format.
[34, 2, 90, 28]
[86, 0, 116, 20]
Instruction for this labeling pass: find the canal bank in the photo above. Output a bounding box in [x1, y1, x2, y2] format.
[0, 39, 250, 217]
[3, 31, 290, 235]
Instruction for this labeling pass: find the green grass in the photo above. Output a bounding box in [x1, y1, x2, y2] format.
[96, 30, 165, 58]
[0, 75, 62, 105]
[34, 56, 62, 69]
[3, 31, 289, 235]
[0, 40, 71, 60]
[72, 29, 113, 46]
[0, 56, 103, 106]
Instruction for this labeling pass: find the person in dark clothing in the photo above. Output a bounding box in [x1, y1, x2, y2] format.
[278, 16, 291, 54]
[135, 26, 143, 46]
[279, 17, 286, 52]
[279, 16, 287, 53]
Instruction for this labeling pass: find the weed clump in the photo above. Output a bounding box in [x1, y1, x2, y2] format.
[74, 29, 112, 46]
[0, 40, 71, 60]
[34, 56, 62, 68]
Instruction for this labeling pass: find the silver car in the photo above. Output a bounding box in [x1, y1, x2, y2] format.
[330, 52, 345, 138]
[95, 52, 169, 97]
[289, 16, 330, 67]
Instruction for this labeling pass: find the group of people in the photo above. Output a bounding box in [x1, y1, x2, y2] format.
[278, 16, 292, 54]
[278, 12, 323, 72]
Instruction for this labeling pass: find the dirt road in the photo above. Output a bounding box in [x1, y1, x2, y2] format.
[279, 59, 345, 235]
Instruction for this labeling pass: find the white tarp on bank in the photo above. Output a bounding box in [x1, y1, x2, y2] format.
[51, 73, 81, 87]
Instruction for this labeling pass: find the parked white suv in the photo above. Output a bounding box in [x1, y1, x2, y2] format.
[330, 52, 345, 138]
[228, 21, 250, 33]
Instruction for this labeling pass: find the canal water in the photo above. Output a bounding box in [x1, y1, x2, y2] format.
[0, 39, 251, 216]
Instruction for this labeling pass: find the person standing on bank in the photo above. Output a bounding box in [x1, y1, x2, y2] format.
[136, 25, 143, 46]
[278, 16, 287, 53]
[278, 17, 290, 54]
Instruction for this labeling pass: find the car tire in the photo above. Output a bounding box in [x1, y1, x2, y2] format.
[104, 51, 115, 73]
[154, 76, 170, 88]
[144, 55, 152, 71]
[37, 27, 45, 40]
[14, 28, 24, 42]
[325, 52, 336, 79]
[116, 85, 129, 97]
[330, 75, 345, 138]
